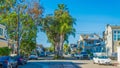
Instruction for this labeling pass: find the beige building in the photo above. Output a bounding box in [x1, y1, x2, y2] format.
[0, 24, 8, 47]
[104, 24, 120, 56]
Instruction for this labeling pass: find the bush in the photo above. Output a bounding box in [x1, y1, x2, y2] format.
[53, 55, 64, 59]
[0, 47, 11, 56]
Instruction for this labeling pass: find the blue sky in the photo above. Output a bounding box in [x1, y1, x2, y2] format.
[36, 0, 120, 47]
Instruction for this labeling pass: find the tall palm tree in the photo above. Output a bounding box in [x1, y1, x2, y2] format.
[54, 4, 75, 57]
[42, 4, 75, 58]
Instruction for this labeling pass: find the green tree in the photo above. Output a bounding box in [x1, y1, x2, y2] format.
[0, 47, 11, 56]
[0, 0, 43, 56]
[53, 4, 75, 57]
[63, 43, 69, 53]
[42, 4, 75, 58]
[0, 0, 16, 13]
[49, 45, 54, 53]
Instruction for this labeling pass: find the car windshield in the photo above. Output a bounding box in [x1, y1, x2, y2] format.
[98, 56, 108, 59]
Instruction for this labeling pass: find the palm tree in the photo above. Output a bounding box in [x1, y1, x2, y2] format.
[41, 4, 75, 58]
[54, 4, 75, 57]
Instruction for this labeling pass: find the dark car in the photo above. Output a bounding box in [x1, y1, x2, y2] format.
[11, 56, 18, 68]
[40, 52, 46, 57]
[80, 52, 90, 60]
[71, 54, 75, 57]
[15, 56, 27, 65]
[0, 56, 18, 68]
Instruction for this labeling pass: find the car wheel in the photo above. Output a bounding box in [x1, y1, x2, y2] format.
[15, 65, 18, 68]
[8, 65, 12, 68]
[93, 61, 95, 64]
[98, 61, 101, 65]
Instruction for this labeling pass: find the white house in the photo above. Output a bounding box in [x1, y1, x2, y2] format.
[104, 24, 120, 56]
[78, 33, 105, 53]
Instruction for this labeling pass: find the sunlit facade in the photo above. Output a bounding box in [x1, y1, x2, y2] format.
[104, 24, 120, 56]
[0, 24, 8, 47]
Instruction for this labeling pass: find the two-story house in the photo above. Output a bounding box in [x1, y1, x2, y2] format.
[104, 24, 120, 56]
[78, 33, 105, 53]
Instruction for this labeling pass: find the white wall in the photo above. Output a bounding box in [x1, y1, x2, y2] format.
[106, 26, 113, 56]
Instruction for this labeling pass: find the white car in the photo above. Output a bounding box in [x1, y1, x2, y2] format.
[29, 54, 38, 60]
[93, 56, 111, 65]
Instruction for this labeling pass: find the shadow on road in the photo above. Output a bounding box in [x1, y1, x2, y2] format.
[19, 60, 82, 68]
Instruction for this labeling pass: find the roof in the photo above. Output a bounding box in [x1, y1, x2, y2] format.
[80, 33, 101, 40]
[110, 25, 120, 29]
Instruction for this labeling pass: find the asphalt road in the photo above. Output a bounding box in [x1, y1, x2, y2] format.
[19, 60, 77, 68]
[19, 55, 120, 68]
[19, 60, 120, 68]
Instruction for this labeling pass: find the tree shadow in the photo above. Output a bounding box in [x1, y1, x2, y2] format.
[21, 61, 83, 68]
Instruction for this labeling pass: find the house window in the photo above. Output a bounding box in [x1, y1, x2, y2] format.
[114, 31, 117, 34]
[114, 34, 117, 41]
[118, 35, 120, 41]
[118, 31, 120, 35]
[0, 28, 3, 36]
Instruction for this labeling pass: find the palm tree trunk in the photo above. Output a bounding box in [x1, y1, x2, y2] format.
[59, 34, 64, 57]
[54, 42, 59, 57]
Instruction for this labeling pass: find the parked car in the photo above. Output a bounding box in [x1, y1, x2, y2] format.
[0, 56, 18, 68]
[40, 52, 46, 57]
[10, 56, 18, 68]
[23, 56, 28, 64]
[93, 56, 111, 65]
[71, 54, 75, 57]
[45, 52, 51, 56]
[74, 52, 89, 60]
[15, 56, 27, 65]
[80, 52, 90, 59]
[29, 54, 38, 60]
[74, 53, 82, 59]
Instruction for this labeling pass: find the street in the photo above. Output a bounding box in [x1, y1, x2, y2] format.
[18, 59, 119, 68]
[19, 60, 78, 68]
[18, 55, 120, 68]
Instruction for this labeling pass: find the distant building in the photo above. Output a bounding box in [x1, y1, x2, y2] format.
[104, 24, 120, 56]
[0, 24, 8, 47]
[70, 44, 77, 52]
[78, 33, 105, 53]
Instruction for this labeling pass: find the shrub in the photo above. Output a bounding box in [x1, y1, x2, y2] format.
[0, 47, 11, 56]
